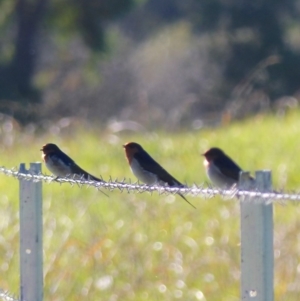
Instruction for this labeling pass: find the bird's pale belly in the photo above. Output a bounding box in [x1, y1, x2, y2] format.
[45, 159, 72, 177]
[130, 158, 157, 185]
[207, 164, 237, 189]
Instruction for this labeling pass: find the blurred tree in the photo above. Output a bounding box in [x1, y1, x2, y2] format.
[0, 0, 48, 116]
[122, 0, 300, 101]
[0, 0, 135, 123]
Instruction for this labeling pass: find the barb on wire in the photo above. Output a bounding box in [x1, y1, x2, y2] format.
[0, 166, 299, 202]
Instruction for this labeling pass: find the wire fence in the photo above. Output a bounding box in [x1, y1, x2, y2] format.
[1, 164, 298, 301]
[0, 165, 299, 202]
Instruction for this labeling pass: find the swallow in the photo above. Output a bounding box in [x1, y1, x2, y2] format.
[41, 143, 104, 182]
[202, 147, 254, 188]
[123, 142, 196, 208]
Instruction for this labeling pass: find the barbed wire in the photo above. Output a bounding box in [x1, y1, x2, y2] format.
[0, 289, 19, 301]
[0, 165, 299, 202]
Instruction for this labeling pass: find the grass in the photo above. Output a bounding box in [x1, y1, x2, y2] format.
[1, 111, 300, 300]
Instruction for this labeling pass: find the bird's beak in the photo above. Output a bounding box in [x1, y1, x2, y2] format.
[122, 145, 125, 148]
[40, 148, 43, 151]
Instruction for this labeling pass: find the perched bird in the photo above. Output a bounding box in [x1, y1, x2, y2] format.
[202, 147, 253, 188]
[123, 142, 196, 208]
[41, 143, 104, 182]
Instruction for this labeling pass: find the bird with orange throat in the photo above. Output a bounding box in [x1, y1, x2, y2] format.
[41, 143, 105, 182]
[202, 147, 254, 188]
[123, 142, 195, 208]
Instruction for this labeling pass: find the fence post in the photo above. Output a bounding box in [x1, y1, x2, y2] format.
[239, 171, 273, 301]
[19, 163, 43, 301]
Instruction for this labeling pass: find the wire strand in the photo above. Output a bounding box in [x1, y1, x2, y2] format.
[0, 166, 298, 202]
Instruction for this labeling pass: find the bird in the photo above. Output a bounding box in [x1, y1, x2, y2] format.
[123, 142, 196, 208]
[202, 147, 253, 188]
[41, 143, 104, 182]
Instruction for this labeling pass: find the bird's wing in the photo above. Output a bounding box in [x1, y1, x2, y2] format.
[134, 152, 195, 208]
[54, 151, 75, 167]
[214, 156, 242, 181]
[54, 152, 102, 182]
[134, 152, 182, 186]
[70, 163, 103, 182]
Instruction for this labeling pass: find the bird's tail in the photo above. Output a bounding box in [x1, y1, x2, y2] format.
[171, 181, 196, 209]
[76, 168, 108, 197]
[178, 193, 196, 209]
[85, 173, 103, 182]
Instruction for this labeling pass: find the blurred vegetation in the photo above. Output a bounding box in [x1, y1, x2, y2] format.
[1, 110, 300, 300]
[0, 0, 300, 126]
[0, 0, 135, 123]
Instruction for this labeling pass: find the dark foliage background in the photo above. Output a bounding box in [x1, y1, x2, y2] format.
[0, 0, 299, 128]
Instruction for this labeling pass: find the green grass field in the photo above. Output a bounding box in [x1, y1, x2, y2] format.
[1, 111, 300, 301]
